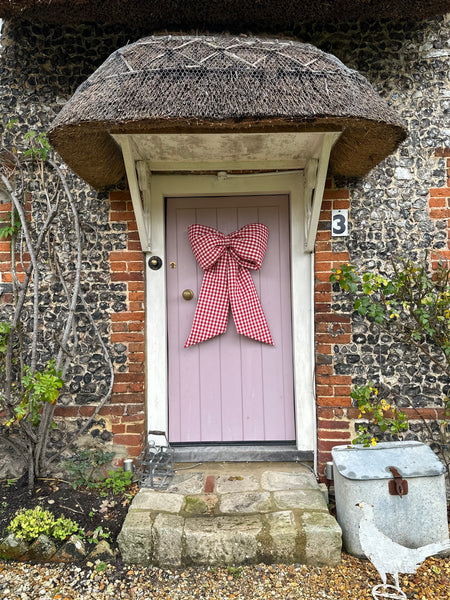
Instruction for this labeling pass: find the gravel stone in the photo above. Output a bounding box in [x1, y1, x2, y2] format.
[1, 554, 449, 599]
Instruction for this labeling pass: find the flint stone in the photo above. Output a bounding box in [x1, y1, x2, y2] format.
[266, 511, 298, 562]
[117, 510, 153, 565]
[53, 535, 87, 562]
[301, 512, 342, 567]
[0, 438, 27, 479]
[153, 513, 184, 567]
[130, 489, 184, 513]
[28, 534, 57, 561]
[184, 515, 262, 565]
[215, 475, 259, 493]
[87, 540, 115, 562]
[184, 494, 218, 515]
[273, 489, 328, 511]
[394, 167, 413, 180]
[167, 473, 204, 494]
[261, 471, 318, 491]
[219, 491, 271, 514]
[0, 534, 29, 560]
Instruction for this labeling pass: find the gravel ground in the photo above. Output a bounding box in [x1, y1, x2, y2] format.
[1, 555, 449, 600]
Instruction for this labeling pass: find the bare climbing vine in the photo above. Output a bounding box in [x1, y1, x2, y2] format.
[0, 125, 114, 491]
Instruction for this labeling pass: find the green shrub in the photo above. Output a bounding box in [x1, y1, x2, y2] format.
[102, 468, 133, 495]
[64, 448, 115, 489]
[7, 507, 81, 542]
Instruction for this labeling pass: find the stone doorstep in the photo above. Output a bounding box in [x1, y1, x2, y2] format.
[118, 470, 342, 567]
[118, 508, 342, 568]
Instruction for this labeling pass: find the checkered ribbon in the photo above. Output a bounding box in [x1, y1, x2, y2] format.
[185, 223, 274, 348]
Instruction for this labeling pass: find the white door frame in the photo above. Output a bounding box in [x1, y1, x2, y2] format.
[143, 172, 315, 453]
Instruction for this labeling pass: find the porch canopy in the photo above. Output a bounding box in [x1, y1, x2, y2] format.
[48, 35, 407, 190]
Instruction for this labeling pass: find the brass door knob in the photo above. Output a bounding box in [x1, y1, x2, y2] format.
[182, 289, 194, 301]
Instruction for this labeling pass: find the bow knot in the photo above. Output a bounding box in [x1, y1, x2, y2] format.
[185, 223, 274, 348]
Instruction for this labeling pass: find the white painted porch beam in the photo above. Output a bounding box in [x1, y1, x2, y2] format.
[304, 133, 336, 253]
[117, 135, 152, 252]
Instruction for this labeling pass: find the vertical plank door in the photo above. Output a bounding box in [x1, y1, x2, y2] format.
[166, 195, 295, 443]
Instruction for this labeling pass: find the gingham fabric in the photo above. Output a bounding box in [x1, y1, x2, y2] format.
[185, 223, 274, 348]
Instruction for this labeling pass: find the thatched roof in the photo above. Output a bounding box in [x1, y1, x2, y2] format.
[48, 35, 407, 189]
[0, 0, 449, 28]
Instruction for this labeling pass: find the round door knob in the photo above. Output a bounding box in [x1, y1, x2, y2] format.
[148, 256, 162, 270]
[182, 289, 194, 301]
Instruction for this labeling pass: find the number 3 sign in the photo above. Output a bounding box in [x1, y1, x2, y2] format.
[332, 209, 348, 237]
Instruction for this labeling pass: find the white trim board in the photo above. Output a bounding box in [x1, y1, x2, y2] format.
[143, 172, 315, 453]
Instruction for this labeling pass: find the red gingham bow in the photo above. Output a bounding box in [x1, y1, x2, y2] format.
[185, 223, 274, 348]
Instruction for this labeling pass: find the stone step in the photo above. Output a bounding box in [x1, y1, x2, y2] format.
[118, 468, 342, 568]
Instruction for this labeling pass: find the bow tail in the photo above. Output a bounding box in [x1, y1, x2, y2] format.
[184, 268, 229, 348]
[229, 264, 274, 346]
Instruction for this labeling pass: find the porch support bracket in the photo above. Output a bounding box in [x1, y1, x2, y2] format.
[119, 136, 152, 252]
[304, 133, 335, 253]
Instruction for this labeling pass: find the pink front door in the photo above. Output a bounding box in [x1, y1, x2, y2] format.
[166, 195, 295, 443]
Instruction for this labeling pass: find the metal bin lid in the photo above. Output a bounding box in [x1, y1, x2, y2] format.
[331, 441, 445, 480]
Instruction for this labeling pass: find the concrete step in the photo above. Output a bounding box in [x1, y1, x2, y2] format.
[118, 466, 342, 567]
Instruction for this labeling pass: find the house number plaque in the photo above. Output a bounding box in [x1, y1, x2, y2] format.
[332, 209, 349, 237]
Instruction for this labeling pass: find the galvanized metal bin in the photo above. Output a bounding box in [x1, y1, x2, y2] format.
[332, 441, 449, 558]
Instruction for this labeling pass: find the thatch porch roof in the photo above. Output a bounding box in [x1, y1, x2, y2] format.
[47, 36, 406, 189]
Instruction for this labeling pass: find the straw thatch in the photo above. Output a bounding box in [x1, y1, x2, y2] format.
[48, 35, 407, 189]
[0, 0, 449, 28]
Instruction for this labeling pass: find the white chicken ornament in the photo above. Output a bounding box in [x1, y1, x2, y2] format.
[357, 501, 450, 599]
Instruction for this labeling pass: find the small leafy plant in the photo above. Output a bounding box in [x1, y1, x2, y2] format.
[64, 448, 115, 490]
[95, 561, 108, 573]
[0, 210, 21, 240]
[8, 507, 81, 542]
[0, 322, 12, 355]
[87, 525, 111, 545]
[102, 468, 133, 495]
[226, 566, 243, 578]
[23, 130, 51, 161]
[351, 383, 408, 447]
[8, 361, 64, 427]
[51, 515, 82, 541]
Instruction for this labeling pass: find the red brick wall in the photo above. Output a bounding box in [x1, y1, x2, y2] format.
[314, 179, 353, 477]
[108, 191, 146, 460]
[0, 197, 30, 298]
[429, 149, 450, 264]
